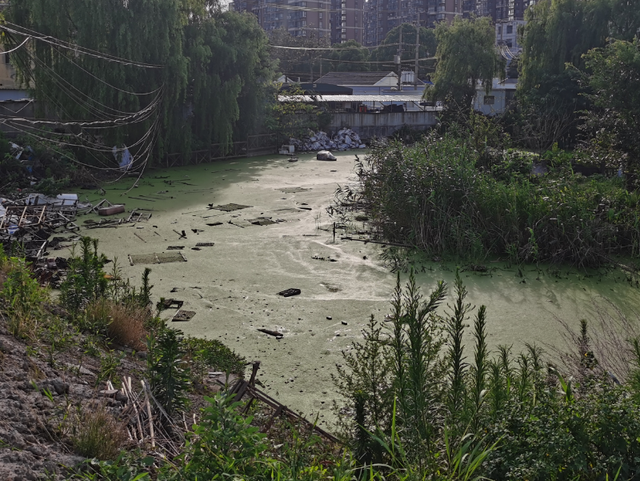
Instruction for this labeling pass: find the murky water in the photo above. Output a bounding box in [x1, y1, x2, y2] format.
[69, 151, 640, 427]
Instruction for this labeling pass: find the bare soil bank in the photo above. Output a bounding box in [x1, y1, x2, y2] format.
[72, 151, 640, 428]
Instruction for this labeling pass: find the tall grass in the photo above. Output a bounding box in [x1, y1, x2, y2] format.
[356, 132, 640, 267]
[334, 273, 640, 480]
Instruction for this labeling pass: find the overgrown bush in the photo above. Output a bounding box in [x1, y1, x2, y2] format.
[71, 403, 130, 460]
[355, 131, 640, 266]
[60, 237, 108, 314]
[147, 328, 191, 418]
[0, 257, 49, 340]
[334, 272, 640, 480]
[84, 298, 148, 351]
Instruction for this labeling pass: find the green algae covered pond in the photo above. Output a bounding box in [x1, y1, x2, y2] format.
[67, 151, 640, 428]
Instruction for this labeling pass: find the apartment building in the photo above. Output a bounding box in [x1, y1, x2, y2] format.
[232, 0, 361, 42]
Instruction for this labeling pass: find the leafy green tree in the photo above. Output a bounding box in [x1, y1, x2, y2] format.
[8, 0, 188, 159]
[582, 38, 640, 189]
[430, 17, 504, 111]
[6, 0, 274, 161]
[515, 0, 613, 149]
[183, 11, 275, 151]
[325, 39, 370, 72]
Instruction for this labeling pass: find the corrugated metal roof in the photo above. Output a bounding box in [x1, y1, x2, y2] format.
[278, 94, 431, 102]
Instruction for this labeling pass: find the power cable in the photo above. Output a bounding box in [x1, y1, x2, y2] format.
[1, 23, 163, 69]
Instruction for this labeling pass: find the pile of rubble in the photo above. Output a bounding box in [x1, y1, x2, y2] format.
[290, 129, 366, 152]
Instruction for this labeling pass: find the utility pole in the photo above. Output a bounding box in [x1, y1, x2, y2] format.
[396, 25, 403, 91]
[414, 23, 419, 90]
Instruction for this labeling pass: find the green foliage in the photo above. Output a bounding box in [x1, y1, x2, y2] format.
[0, 257, 49, 340]
[7, 1, 275, 161]
[97, 350, 124, 387]
[326, 40, 370, 73]
[147, 328, 191, 418]
[430, 17, 504, 113]
[60, 237, 108, 315]
[183, 10, 275, 152]
[336, 274, 640, 480]
[357, 133, 640, 266]
[172, 393, 271, 480]
[514, 0, 640, 151]
[581, 38, 640, 190]
[67, 452, 153, 480]
[183, 336, 246, 382]
[265, 84, 325, 139]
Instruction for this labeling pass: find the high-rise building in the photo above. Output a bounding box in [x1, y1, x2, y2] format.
[331, 0, 364, 44]
[232, 0, 361, 42]
[231, 0, 535, 47]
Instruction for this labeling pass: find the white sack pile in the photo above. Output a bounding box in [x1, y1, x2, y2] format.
[289, 129, 366, 152]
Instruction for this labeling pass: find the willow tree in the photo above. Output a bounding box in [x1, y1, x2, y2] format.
[6, 0, 274, 163]
[7, 0, 188, 162]
[430, 17, 503, 110]
[514, 0, 613, 149]
[183, 11, 274, 152]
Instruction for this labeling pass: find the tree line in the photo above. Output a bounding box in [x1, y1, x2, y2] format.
[3, 0, 640, 173]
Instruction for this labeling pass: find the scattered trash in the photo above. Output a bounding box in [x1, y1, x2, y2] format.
[206, 222, 223, 226]
[248, 217, 276, 226]
[129, 252, 186, 266]
[316, 150, 337, 161]
[209, 203, 251, 212]
[195, 242, 214, 247]
[98, 204, 125, 216]
[289, 129, 365, 152]
[257, 328, 283, 339]
[278, 288, 301, 297]
[167, 246, 184, 250]
[172, 310, 195, 322]
[279, 187, 310, 194]
[161, 298, 184, 309]
[326, 316, 332, 320]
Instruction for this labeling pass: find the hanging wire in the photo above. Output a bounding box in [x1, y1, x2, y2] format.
[1, 23, 164, 69]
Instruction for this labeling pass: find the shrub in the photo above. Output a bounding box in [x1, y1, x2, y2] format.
[84, 298, 148, 351]
[0, 257, 49, 340]
[60, 237, 108, 314]
[147, 328, 190, 418]
[175, 394, 272, 479]
[355, 132, 640, 266]
[71, 404, 129, 460]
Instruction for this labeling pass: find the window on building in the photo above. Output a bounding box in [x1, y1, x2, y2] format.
[506, 40, 512, 47]
[497, 25, 501, 34]
[319, 12, 323, 18]
[484, 96, 495, 105]
[506, 24, 513, 33]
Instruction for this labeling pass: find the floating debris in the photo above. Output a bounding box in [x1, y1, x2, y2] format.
[209, 203, 251, 212]
[278, 288, 301, 297]
[172, 310, 195, 322]
[129, 252, 186, 266]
